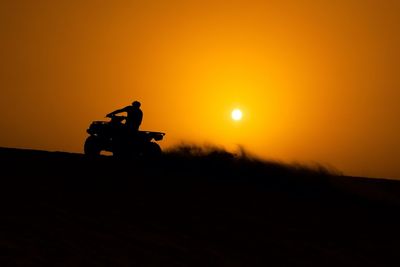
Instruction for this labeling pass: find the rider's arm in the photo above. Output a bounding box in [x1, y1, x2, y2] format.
[106, 106, 129, 117]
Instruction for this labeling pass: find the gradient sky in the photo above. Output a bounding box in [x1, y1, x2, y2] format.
[1, 0, 399, 179]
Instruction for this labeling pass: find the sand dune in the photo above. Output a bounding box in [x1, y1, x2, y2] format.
[1, 146, 400, 266]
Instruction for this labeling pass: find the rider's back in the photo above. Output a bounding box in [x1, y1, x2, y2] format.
[125, 106, 143, 131]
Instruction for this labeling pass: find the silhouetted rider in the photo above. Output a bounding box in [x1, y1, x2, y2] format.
[106, 101, 143, 132]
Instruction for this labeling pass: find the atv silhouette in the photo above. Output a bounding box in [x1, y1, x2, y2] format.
[84, 115, 165, 158]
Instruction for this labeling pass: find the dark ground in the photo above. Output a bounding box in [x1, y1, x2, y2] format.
[1, 146, 400, 266]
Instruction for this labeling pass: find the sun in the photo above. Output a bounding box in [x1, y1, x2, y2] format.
[231, 108, 243, 121]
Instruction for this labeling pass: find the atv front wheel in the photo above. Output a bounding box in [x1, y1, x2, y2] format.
[84, 136, 102, 157]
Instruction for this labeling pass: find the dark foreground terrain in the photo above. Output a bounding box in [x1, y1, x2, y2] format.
[1, 146, 400, 266]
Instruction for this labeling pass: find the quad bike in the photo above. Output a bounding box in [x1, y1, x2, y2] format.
[84, 115, 165, 158]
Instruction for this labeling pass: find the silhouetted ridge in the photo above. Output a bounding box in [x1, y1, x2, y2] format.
[1, 146, 400, 266]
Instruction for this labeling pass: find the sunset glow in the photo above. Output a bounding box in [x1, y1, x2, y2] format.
[1, 0, 400, 179]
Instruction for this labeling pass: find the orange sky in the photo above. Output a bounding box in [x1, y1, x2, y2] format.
[1, 0, 399, 179]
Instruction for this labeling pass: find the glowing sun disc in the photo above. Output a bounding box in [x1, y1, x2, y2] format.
[231, 109, 243, 121]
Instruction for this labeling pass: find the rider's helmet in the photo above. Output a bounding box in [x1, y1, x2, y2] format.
[132, 101, 141, 108]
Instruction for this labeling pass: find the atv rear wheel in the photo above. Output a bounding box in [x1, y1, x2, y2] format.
[84, 136, 102, 157]
[143, 142, 162, 158]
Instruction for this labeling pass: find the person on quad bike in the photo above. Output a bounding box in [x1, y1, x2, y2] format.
[106, 101, 143, 132]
